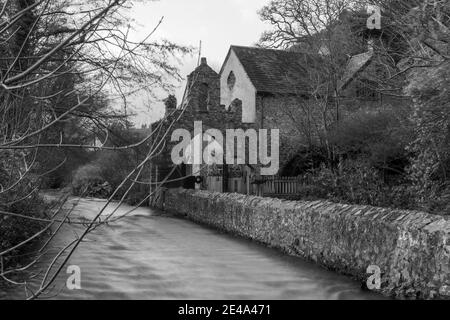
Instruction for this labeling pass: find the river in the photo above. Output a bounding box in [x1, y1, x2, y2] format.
[1, 198, 383, 300]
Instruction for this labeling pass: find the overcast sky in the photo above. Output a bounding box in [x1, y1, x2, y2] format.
[127, 0, 270, 125]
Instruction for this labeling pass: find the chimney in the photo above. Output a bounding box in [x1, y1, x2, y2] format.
[201, 57, 207, 65]
[164, 95, 177, 116]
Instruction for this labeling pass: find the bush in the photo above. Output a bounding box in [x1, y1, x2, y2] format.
[0, 193, 47, 255]
[279, 107, 425, 212]
[39, 147, 93, 190]
[71, 163, 112, 198]
[330, 109, 412, 177]
[299, 160, 416, 210]
[0, 154, 49, 266]
[71, 149, 147, 203]
[405, 62, 450, 213]
[94, 150, 136, 192]
[280, 146, 327, 176]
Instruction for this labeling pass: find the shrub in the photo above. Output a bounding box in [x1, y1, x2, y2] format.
[0, 193, 47, 254]
[71, 163, 106, 197]
[94, 150, 136, 193]
[330, 108, 412, 177]
[0, 154, 49, 266]
[299, 160, 416, 210]
[71, 149, 147, 203]
[39, 148, 93, 189]
[405, 62, 450, 212]
[280, 146, 327, 176]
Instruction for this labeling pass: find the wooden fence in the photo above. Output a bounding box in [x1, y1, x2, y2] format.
[206, 176, 223, 193]
[205, 176, 247, 194]
[205, 175, 307, 197]
[260, 176, 303, 196]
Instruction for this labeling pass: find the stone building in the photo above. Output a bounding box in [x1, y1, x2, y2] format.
[219, 46, 318, 169]
[151, 58, 244, 191]
[220, 46, 309, 124]
[219, 45, 411, 172]
[180, 57, 221, 113]
[152, 44, 410, 192]
[338, 48, 410, 113]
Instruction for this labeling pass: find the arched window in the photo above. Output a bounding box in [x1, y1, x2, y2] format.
[227, 71, 236, 90]
[198, 83, 209, 112]
[229, 98, 242, 113]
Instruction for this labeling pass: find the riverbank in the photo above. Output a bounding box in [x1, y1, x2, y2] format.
[2, 197, 382, 300]
[0, 192, 50, 271]
[153, 188, 450, 300]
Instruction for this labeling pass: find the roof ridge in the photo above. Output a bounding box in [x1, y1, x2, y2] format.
[230, 45, 290, 52]
[226, 45, 310, 95]
[188, 61, 218, 76]
[352, 50, 373, 58]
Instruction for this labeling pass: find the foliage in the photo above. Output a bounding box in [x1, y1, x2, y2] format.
[71, 163, 107, 197]
[72, 150, 132, 197]
[258, 0, 405, 163]
[0, 0, 188, 291]
[331, 108, 412, 176]
[71, 122, 151, 203]
[299, 161, 417, 210]
[0, 151, 48, 261]
[259, 0, 450, 215]
[405, 61, 450, 211]
[280, 146, 327, 176]
[0, 192, 47, 255]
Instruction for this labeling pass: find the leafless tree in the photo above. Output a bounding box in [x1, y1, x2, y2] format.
[258, 0, 419, 166]
[258, 0, 370, 161]
[0, 0, 195, 299]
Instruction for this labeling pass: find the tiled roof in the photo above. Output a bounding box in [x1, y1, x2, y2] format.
[225, 45, 374, 96]
[338, 51, 374, 91]
[227, 46, 311, 95]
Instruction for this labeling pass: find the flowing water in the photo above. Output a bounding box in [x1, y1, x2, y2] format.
[1, 198, 383, 300]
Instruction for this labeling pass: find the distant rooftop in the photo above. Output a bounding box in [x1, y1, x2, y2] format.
[338, 50, 374, 91]
[224, 46, 311, 95]
[224, 45, 375, 96]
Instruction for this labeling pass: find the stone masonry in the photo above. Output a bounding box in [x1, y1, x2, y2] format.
[154, 188, 450, 300]
[152, 58, 249, 185]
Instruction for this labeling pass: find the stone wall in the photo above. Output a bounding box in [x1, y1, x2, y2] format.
[184, 57, 222, 114]
[152, 58, 245, 184]
[154, 188, 450, 299]
[256, 95, 311, 170]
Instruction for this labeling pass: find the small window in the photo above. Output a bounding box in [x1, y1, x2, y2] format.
[229, 98, 242, 113]
[227, 71, 236, 90]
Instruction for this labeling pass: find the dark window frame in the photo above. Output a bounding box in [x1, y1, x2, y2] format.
[198, 82, 209, 112]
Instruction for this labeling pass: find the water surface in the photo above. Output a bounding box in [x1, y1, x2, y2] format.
[1, 198, 383, 300]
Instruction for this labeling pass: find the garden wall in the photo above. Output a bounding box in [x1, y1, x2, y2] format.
[153, 188, 450, 299]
